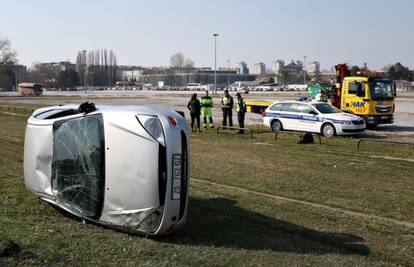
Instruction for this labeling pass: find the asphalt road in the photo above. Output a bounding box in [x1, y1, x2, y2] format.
[1, 90, 413, 135]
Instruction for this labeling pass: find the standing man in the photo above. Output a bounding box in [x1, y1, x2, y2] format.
[221, 89, 234, 128]
[200, 90, 214, 129]
[235, 92, 247, 134]
[187, 93, 201, 132]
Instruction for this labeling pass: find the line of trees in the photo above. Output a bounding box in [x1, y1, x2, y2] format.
[76, 49, 118, 87]
[0, 38, 17, 89]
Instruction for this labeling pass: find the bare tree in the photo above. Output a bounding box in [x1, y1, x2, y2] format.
[184, 59, 194, 68]
[170, 52, 185, 68]
[0, 38, 16, 65]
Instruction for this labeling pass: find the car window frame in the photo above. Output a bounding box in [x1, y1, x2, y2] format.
[51, 113, 106, 220]
[269, 103, 283, 111]
[281, 103, 298, 112]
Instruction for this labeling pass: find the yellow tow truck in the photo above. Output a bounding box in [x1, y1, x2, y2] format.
[246, 64, 396, 127]
[332, 64, 396, 127]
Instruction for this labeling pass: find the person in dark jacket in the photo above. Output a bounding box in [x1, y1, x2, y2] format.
[235, 92, 247, 134]
[221, 89, 234, 127]
[187, 93, 201, 132]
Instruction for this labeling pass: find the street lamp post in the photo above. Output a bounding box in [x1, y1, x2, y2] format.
[213, 33, 219, 95]
[14, 69, 18, 92]
[303, 56, 307, 84]
[227, 59, 230, 88]
[82, 50, 87, 93]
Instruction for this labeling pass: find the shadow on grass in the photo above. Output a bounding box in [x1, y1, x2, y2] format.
[373, 125, 414, 133]
[159, 197, 369, 256]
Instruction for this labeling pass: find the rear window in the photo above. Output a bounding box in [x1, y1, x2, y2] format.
[269, 103, 282, 111]
[51, 114, 105, 219]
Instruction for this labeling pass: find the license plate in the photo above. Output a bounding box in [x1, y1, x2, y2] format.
[381, 116, 389, 119]
[172, 154, 181, 200]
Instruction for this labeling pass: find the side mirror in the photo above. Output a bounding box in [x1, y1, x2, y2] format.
[309, 110, 318, 115]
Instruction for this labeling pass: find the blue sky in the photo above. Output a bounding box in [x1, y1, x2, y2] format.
[1, 0, 413, 70]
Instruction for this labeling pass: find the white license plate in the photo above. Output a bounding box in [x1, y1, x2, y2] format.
[172, 154, 181, 200]
[381, 116, 389, 119]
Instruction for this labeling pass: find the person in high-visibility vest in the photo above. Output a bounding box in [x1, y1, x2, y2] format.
[221, 89, 234, 127]
[200, 90, 214, 129]
[235, 92, 247, 134]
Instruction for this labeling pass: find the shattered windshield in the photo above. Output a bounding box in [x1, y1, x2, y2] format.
[51, 115, 105, 219]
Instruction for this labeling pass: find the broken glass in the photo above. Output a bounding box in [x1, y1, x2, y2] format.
[51, 115, 105, 219]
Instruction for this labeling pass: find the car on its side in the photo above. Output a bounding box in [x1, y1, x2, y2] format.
[24, 102, 189, 235]
[263, 101, 366, 137]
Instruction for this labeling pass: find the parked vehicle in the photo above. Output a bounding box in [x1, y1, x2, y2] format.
[311, 64, 396, 127]
[24, 103, 189, 235]
[263, 100, 366, 137]
[18, 83, 43, 96]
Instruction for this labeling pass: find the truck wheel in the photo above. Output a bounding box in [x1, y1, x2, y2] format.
[271, 120, 283, 132]
[321, 123, 336, 137]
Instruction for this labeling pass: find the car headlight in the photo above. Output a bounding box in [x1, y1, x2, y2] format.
[137, 115, 165, 146]
[338, 120, 352, 125]
[136, 209, 163, 233]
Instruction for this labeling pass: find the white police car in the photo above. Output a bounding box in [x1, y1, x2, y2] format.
[263, 101, 365, 137]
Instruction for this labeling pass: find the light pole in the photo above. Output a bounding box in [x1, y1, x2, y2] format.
[14, 69, 18, 91]
[82, 50, 87, 93]
[227, 59, 230, 88]
[303, 56, 307, 84]
[213, 33, 219, 95]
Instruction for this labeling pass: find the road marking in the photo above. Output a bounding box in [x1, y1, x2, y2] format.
[192, 178, 414, 229]
[369, 155, 414, 163]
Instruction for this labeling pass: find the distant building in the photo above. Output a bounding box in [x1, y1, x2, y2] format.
[238, 62, 249, 75]
[280, 60, 305, 84]
[120, 69, 144, 82]
[253, 62, 266, 75]
[307, 61, 320, 74]
[271, 60, 285, 74]
[39, 61, 75, 73]
[138, 67, 255, 87]
[394, 80, 413, 91]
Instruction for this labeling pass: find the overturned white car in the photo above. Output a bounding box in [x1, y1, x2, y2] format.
[24, 102, 189, 235]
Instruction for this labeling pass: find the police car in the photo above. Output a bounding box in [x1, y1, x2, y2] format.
[263, 101, 366, 137]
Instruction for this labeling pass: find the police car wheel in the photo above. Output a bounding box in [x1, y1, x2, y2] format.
[271, 120, 283, 132]
[321, 123, 336, 137]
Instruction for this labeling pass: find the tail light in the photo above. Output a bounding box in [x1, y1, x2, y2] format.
[167, 116, 177, 126]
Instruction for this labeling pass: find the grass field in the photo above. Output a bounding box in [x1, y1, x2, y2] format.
[0, 108, 413, 266]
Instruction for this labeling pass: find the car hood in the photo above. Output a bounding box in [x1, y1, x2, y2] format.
[322, 112, 362, 121]
[100, 109, 161, 218]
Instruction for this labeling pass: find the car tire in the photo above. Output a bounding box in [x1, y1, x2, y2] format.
[321, 123, 336, 137]
[271, 120, 283, 132]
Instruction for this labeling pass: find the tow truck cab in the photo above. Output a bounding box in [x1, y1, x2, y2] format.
[340, 76, 395, 126]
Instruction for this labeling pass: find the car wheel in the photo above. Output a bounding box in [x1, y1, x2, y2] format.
[321, 123, 336, 137]
[271, 120, 283, 132]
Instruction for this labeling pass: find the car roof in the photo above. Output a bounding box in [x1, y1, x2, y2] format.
[271, 100, 326, 105]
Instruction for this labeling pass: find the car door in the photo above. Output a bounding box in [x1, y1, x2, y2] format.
[296, 103, 319, 132]
[281, 103, 299, 130]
